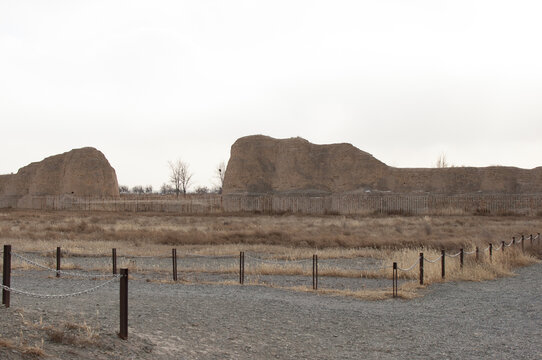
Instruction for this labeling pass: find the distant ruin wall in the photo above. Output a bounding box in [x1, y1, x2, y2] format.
[223, 135, 542, 195]
[0, 147, 119, 208]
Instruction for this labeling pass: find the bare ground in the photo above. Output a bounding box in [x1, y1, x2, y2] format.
[1, 260, 541, 359]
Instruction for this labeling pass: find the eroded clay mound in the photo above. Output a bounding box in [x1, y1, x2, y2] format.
[0, 147, 119, 206]
[223, 135, 542, 195]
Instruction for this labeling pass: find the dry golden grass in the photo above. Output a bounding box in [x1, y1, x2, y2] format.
[2, 209, 541, 252]
[1, 209, 541, 299]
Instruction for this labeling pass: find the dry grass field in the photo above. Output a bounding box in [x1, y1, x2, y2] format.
[1, 209, 540, 295]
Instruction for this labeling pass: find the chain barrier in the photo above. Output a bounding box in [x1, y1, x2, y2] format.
[504, 240, 514, 247]
[483, 246, 490, 252]
[182, 254, 236, 260]
[13, 252, 118, 278]
[446, 252, 461, 258]
[245, 254, 311, 264]
[423, 255, 442, 263]
[397, 260, 418, 272]
[463, 249, 476, 255]
[0, 276, 121, 299]
[493, 244, 502, 251]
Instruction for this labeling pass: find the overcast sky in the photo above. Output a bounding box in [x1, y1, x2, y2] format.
[1, 0, 541, 190]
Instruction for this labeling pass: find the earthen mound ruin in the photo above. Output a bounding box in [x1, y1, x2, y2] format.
[0, 147, 119, 208]
[223, 135, 542, 195]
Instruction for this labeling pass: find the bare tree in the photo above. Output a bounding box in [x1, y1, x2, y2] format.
[132, 185, 144, 194]
[168, 159, 193, 197]
[435, 153, 449, 168]
[214, 161, 226, 194]
[160, 183, 174, 195]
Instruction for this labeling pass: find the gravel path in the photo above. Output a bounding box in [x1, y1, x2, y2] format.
[1, 262, 541, 359]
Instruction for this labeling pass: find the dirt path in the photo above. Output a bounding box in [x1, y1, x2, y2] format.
[1, 263, 541, 359]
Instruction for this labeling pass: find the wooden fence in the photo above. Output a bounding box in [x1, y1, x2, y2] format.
[3, 193, 542, 216]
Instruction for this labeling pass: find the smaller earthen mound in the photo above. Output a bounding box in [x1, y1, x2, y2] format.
[0, 147, 119, 208]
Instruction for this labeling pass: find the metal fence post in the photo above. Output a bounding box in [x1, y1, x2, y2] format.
[112, 248, 117, 275]
[512, 237, 516, 246]
[172, 248, 177, 281]
[502, 241, 505, 253]
[419, 253, 424, 285]
[393, 262, 398, 298]
[530, 234, 533, 247]
[476, 247, 479, 262]
[521, 235, 524, 252]
[460, 248, 464, 269]
[56, 246, 61, 278]
[441, 250, 445, 279]
[119, 268, 128, 340]
[2, 245, 11, 308]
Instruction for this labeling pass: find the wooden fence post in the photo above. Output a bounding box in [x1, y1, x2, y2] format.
[441, 250, 445, 279]
[56, 246, 61, 278]
[119, 268, 128, 340]
[172, 249, 177, 281]
[239, 252, 244, 284]
[112, 248, 117, 275]
[2, 245, 11, 308]
[393, 262, 398, 298]
[419, 253, 424, 285]
[312, 255, 319, 290]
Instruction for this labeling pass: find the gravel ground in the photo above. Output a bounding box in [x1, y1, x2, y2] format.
[1, 260, 541, 359]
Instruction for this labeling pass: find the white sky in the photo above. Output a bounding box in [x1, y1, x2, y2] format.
[1, 0, 541, 190]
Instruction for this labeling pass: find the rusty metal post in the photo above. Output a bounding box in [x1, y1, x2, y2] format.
[460, 248, 464, 269]
[56, 246, 61, 278]
[441, 250, 445, 279]
[502, 241, 505, 253]
[419, 252, 424, 285]
[393, 262, 398, 298]
[172, 249, 177, 281]
[489, 243, 493, 263]
[521, 235, 524, 252]
[476, 247, 479, 262]
[2, 245, 11, 308]
[119, 268, 128, 340]
[530, 234, 533, 247]
[112, 248, 117, 275]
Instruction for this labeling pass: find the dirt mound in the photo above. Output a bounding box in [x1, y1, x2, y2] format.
[223, 135, 542, 195]
[0, 147, 119, 207]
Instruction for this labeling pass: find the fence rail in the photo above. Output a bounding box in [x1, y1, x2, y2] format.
[3, 193, 542, 216]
